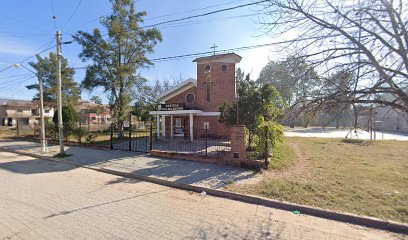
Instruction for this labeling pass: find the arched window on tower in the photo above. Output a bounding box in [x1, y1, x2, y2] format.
[204, 65, 211, 73]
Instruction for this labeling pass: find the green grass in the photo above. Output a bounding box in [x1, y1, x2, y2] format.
[0, 127, 35, 139]
[226, 137, 408, 223]
[269, 143, 296, 170]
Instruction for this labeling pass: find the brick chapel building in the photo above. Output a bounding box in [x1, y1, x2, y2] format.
[150, 53, 242, 141]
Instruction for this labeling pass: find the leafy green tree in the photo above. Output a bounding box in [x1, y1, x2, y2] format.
[258, 57, 319, 106]
[53, 105, 80, 126]
[219, 69, 284, 151]
[53, 105, 80, 140]
[257, 56, 320, 127]
[132, 77, 182, 123]
[74, 0, 162, 136]
[90, 96, 102, 104]
[27, 53, 80, 105]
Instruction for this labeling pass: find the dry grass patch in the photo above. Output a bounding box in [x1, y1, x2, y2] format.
[226, 137, 408, 223]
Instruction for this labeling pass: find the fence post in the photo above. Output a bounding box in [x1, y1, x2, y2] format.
[128, 114, 132, 151]
[54, 122, 57, 140]
[205, 125, 208, 156]
[16, 118, 20, 136]
[110, 122, 113, 150]
[149, 122, 153, 151]
[264, 125, 269, 168]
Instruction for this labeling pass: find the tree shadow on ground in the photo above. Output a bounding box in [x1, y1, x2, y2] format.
[100, 157, 258, 189]
[131, 158, 258, 189]
[1, 140, 258, 188]
[44, 189, 169, 219]
[0, 158, 76, 174]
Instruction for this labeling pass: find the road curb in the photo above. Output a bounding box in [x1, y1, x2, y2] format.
[1, 147, 407, 234]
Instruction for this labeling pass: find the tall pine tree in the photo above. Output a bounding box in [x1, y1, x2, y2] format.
[27, 53, 80, 105]
[74, 0, 162, 135]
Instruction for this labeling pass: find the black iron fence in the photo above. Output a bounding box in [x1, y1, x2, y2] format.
[151, 125, 231, 158]
[110, 121, 151, 153]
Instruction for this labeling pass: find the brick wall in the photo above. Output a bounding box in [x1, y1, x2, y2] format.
[230, 125, 247, 161]
[166, 87, 198, 109]
[196, 62, 237, 112]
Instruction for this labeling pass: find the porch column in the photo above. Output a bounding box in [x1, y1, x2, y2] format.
[189, 113, 193, 142]
[170, 115, 174, 138]
[156, 114, 160, 138]
[162, 115, 166, 138]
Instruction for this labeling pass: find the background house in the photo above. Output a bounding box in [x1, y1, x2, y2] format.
[76, 100, 112, 131]
[0, 99, 54, 127]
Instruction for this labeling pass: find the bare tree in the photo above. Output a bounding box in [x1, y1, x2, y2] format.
[258, 0, 408, 118]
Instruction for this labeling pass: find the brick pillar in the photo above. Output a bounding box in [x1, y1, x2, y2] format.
[230, 125, 247, 162]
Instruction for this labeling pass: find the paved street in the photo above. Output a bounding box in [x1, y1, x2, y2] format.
[0, 151, 404, 240]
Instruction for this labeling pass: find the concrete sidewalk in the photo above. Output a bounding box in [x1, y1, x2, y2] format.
[0, 140, 256, 189]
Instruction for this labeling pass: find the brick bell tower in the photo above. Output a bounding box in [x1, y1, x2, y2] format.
[193, 53, 242, 112]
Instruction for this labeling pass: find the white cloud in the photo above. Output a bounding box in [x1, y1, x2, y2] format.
[0, 36, 36, 56]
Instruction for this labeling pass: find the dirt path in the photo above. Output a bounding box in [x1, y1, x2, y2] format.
[228, 140, 312, 187]
[278, 141, 313, 181]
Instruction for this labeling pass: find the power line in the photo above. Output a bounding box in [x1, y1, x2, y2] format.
[62, 0, 85, 31]
[142, 0, 267, 29]
[70, 39, 297, 70]
[0, 75, 36, 92]
[0, 43, 56, 74]
[0, 73, 32, 81]
[156, 13, 257, 30]
[50, 0, 58, 29]
[64, 0, 248, 34]
[144, 0, 248, 21]
[0, 11, 47, 32]
[148, 41, 282, 62]
[64, 0, 263, 35]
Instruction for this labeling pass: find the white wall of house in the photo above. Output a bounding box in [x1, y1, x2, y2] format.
[1, 107, 55, 127]
[376, 107, 408, 133]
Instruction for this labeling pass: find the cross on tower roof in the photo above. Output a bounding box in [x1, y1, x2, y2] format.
[210, 43, 218, 55]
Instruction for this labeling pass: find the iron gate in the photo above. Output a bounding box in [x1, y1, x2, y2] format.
[109, 121, 152, 153]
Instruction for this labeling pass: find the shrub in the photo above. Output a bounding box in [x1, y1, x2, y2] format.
[53, 105, 79, 127]
[72, 127, 86, 143]
[85, 133, 98, 143]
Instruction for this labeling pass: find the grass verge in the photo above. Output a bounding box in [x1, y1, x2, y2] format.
[226, 137, 408, 223]
[269, 143, 296, 170]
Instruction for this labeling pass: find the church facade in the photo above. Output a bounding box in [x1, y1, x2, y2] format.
[149, 53, 242, 141]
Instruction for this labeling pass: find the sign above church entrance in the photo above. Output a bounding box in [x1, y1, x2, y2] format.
[159, 103, 185, 111]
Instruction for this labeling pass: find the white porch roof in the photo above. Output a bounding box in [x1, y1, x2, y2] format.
[155, 78, 197, 103]
[149, 110, 220, 116]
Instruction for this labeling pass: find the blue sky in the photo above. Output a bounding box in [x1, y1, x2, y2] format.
[0, 0, 280, 103]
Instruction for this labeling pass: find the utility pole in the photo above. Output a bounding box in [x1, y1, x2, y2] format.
[56, 30, 64, 154]
[38, 69, 46, 153]
[12, 63, 46, 152]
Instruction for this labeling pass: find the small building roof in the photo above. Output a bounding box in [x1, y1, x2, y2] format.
[0, 98, 54, 108]
[155, 78, 197, 103]
[193, 53, 242, 63]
